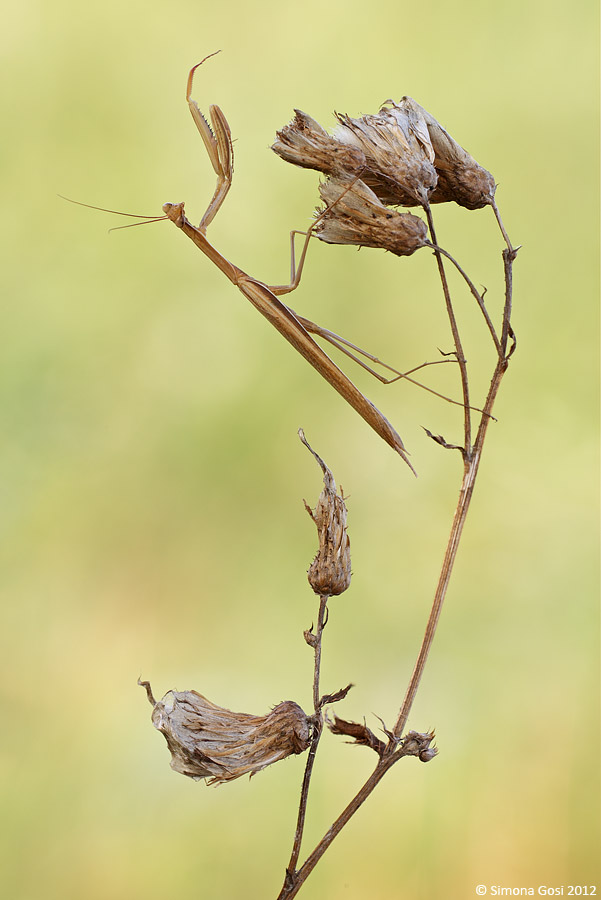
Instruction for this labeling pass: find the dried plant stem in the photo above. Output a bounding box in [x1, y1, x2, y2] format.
[424, 205, 472, 451]
[392, 354, 509, 738]
[312, 598, 329, 709]
[277, 242, 517, 900]
[500, 247, 516, 354]
[284, 595, 329, 883]
[492, 200, 514, 253]
[277, 453, 486, 900]
[426, 242, 502, 353]
[392, 249, 517, 741]
[277, 755, 395, 900]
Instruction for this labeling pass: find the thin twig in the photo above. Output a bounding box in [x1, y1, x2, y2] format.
[392, 380, 495, 739]
[500, 247, 518, 354]
[277, 755, 394, 900]
[425, 241, 502, 354]
[424, 205, 472, 454]
[284, 595, 329, 881]
[491, 199, 514, 252]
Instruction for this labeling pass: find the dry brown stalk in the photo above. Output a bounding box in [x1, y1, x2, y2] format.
[270, 89, 516, 900]
[282, 431, 354, 880]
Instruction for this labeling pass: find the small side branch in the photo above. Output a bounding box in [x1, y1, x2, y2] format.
[426, 241, 502, 354]
[423, 427, 466, 455]
[424, 206, 472, 454]
[491, 199, 514, 252]
[501, 246, 519, 355]
[285, 595, 329, 879]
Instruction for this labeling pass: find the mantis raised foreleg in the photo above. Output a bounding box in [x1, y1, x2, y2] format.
[163, 55, 416, 472]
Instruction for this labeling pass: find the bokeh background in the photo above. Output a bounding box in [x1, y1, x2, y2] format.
[2, 1, 599, 898]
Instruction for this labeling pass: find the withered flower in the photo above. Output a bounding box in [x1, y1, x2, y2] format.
[334, 106, 438, 207]
[382, 98, 496, 210]
[144, 684, 311, 785]
[273, 98, 494, 212]
[326, 716, 437, 763]
[301, 429, 351, 596]
[272, 109, 366, 176]
[326, 713, 386, 755]
[273, 105, 437, 208]
[316, 175, 428, 257]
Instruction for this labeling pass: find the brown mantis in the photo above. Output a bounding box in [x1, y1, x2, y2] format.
[160, 54, 418, 471]
[65, 54, 476, 475]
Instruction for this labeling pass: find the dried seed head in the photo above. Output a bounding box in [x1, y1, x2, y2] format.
[273, 99, 494, 211]
[401, 729, 438, 762]
[316, 175, 428, 257]
[382, 98, 496, 210]
[301, 430, 351, 596]
[272, 109, 366, 176]
[334, 106, 438, 206]
[148, 687, 311, 785]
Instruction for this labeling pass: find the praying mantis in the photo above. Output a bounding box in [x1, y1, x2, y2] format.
[160, 53, 418, 472]
[65, 55, 473, 475]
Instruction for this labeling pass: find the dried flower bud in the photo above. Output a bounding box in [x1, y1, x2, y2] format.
[419, 746, 438, 763]
[382, 98, 496, 210]
[300, 429, 351, 596]
[272, 109, 366, 176]
[316, 175, 428, 257]
[334, 106, 438, 206]
[401, 729, 438, 762]
[146, 686, 311, 785]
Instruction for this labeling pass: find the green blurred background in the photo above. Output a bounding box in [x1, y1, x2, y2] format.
[1, 1, 598, 898]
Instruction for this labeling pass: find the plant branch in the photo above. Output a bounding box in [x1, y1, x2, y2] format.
[277, 755, 394, 899]
[500, 247, 518, 354]
[392, 389, 493, 738]
[283, 594, 329, 882]
[425, 205, 472, 453]
[425, 241, 502, 354]
[276, 221, 517, 900]
[491, 199, 514, 252]
[392, 239, 517, 739]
